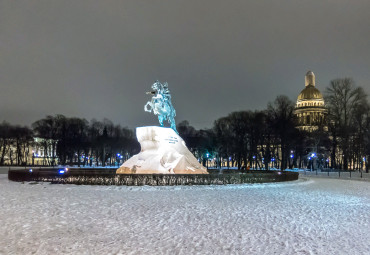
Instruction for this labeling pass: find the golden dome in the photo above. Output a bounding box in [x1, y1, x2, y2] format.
[297, 85, 323, 100]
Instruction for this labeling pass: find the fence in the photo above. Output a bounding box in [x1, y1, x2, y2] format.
[7, 168, 299, 186]
[303, 169, 370, 180]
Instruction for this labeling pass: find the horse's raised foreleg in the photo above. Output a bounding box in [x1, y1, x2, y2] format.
[144, 101, 152, 112]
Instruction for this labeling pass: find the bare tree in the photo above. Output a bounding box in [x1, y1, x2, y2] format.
[325, 78, 367, 170]
[0, 122, 12, 165]
[12, 126, 33, 165]
[32, 115, 65, 166]
[213, 117, 233, 169]
[267, 95, 296, 170]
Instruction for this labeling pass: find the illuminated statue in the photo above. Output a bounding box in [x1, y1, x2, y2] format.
[117, 80, 207, 175]
[144, 80, 178, 133]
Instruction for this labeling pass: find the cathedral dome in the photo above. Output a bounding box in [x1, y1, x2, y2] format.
[295, 71, 327, 132]
[297, 84, 323, 100]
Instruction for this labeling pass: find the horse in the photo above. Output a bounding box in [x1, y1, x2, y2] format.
[144, 81, 178, 133]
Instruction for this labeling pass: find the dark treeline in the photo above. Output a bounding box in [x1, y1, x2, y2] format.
[178, 96, 306, 171]
[0, 123, 33, 166]
[0, 115, 139, 167]
[1, 78, 369, 171]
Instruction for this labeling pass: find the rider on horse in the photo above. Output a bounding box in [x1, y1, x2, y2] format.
[144, 81, 178, 134]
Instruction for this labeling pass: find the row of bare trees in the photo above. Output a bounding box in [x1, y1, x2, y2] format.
[0, 115, 138, 166]
[0, 122, 33, 165]
[179, 96, 303, 171]
[326, 78, 370, 170]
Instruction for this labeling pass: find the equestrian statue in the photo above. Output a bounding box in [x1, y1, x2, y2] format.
[144, 80, 178, 134]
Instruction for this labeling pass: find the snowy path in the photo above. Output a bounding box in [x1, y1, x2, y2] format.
[0, 175, 369, 255]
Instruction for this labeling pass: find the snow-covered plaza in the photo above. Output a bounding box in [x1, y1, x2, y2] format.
[0, 174, 369, 255]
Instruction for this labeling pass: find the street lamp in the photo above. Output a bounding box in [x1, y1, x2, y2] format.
[206, 153, 209, 169]
[116, 153, 123, 165]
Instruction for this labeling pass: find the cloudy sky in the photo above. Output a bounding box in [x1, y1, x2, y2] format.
[1, 0, 369, 129]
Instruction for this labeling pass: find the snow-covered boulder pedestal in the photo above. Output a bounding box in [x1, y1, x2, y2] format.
[116, 126, 208, 174]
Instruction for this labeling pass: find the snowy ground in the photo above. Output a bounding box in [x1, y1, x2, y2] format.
[0, 175, 369, 255]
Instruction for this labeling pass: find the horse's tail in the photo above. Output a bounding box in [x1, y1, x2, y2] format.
[168, 104, 178, 133]
[168, 101, 176, 118]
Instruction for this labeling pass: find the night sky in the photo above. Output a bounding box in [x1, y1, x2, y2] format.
[1, 0, 369, 129]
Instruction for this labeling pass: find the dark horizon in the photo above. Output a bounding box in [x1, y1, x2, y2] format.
[1, 0, 369, 129]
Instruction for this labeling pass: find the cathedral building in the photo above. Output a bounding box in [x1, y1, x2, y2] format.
[294, 71, 327, 131]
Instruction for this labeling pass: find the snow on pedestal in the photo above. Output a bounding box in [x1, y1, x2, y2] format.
[116, 126, 208, 174]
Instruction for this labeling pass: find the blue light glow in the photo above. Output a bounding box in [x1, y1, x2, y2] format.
[59, 170, 65, 174]
[29, 169, 33, 173]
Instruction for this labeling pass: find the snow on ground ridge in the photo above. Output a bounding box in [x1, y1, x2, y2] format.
[0, 175, 369, 255]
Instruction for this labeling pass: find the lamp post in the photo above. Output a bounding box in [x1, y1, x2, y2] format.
[206, 153, 209, 169]
[311, 153, 316, 173]
[117, 153, 122, 166]
[290, 154, 294, 169]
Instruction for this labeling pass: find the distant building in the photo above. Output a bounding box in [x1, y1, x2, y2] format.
[31, 137, 58, 166]
[294, 71, 327, 131]
[1, 137, 57, 166]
